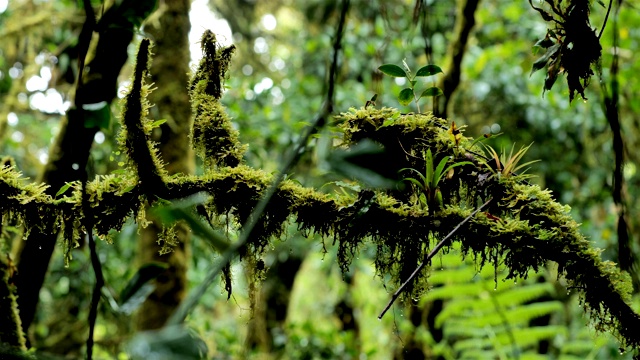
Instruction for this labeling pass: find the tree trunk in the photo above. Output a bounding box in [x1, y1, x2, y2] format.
[435, 0, 481, 119]
[13, 9, 138, 335]
[245, 252, 304, 352]
[135, 0, 194, 330]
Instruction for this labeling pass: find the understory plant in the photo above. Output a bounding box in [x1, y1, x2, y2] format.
[401, 149, 472, 210]
[378, 60, 443, 113]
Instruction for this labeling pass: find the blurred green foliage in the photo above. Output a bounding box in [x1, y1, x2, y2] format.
[1, 0, 640, 358]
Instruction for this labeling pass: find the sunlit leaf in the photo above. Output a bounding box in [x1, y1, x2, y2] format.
[398, 88, 414, 106]
[55, 182, 74, 197]
[150, 119, 167, 128]
[420, 87, 443, 98]
[415, 64, 443, 77]
[378, 64, 407, 77]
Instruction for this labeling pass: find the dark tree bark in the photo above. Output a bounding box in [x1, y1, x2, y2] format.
[245, 252, 304, 352]
[13, 9, 139, 335]
[435, 0, 481, 119]
[135, 0, 194, 330]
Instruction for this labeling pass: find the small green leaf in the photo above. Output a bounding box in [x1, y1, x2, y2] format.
[533, 37, 555, 49]
[150, 119, 167, 128]
[398, 88, 414, 106]
[120, 184, 136, 194]
[420, 87, 443, 98]
[530, 43, 560, 75]
[55, 182, 74, 197]
[409, 80, 417, 87]
[416, 64, 443, 77]
[378, 64, 407, 78]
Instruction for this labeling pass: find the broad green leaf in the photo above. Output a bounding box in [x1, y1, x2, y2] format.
[378, 64, 407, 78]
[416, 64, 443, 77]
[530, 43, 560, 75]
[432, 157, 451, 188]
[402, 177, 425, 189]
[425, 149, 434, 187]
[334, 180, 361, 192]
[150, 119, 167, 128]
[398, 88, 414, 106]
[420, 87, 443, 98]
[55, 182, 74, 197]
[400, 167, 427, 186]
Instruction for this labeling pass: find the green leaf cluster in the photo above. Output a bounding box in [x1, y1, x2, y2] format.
[378, 60, 443, 112]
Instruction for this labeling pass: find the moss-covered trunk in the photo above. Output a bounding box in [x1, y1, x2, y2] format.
[0, 253, 26, 351]
[135, 0, 193, 330]
[12, 9, 139, 335]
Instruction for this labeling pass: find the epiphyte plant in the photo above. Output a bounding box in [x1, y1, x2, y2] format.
[401, 149, 472, 210]
[378, 59, 444, 113]
[482, 143, 539, 180]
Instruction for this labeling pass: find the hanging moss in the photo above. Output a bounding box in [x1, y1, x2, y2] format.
[189, 30, 246, 169]
[2, 38, 640, 353]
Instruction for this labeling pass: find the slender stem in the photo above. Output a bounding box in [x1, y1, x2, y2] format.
[598, 0, 614, 40]
[378, 198, 492, 319]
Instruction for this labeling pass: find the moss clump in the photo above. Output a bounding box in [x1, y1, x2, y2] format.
[189, 30, 246, 169]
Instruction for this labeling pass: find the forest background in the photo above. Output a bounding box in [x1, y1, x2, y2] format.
[1, 0, 640, 359]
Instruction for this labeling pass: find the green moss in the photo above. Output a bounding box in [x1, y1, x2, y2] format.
[1, 38, 639, 353]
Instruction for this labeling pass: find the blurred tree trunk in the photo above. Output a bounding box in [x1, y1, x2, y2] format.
[393, 299, 443, 360]
[135, 0, 194, 330]
[435, 0, 481, 119]
[245, 251, 304, 352]
[12, 5, 138, 335]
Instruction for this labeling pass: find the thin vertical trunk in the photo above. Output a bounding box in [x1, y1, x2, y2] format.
[136, 0, 193, 330]
[13, 5, 139, 334]
[435, 0, 481, 119]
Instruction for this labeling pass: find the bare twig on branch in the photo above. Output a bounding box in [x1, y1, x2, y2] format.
[166, 0, 351, 326]
[378, 198, 492, 319]
[76, 2, 103, 359]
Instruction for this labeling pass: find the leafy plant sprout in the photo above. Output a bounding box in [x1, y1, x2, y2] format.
[378, 59, 444, 113]
[401, 148, 472, 210]
[481, 143, 540, 180]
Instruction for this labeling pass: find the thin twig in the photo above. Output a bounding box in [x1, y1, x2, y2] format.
[76, 2, 102, 359]
[598, 0, 614, 39]
[166, 0, 351, 326]
[378, 197, 492, 319]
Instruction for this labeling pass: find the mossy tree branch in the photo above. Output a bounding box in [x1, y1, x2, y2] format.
[2, 22, 640, 354]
